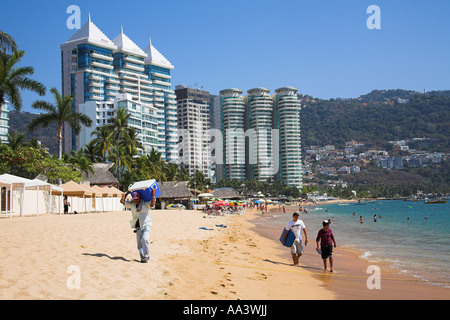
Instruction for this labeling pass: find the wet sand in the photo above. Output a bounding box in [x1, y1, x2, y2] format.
[250, 204, 450, 299]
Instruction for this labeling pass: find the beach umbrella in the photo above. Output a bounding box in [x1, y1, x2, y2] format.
[213, 200, 230, 206]
[209, 197, 221, 201]
[198, 193, 213, 198]
[254, 200, 262, 204]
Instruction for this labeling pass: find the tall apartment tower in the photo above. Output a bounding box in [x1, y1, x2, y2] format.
[273, 87, 302, 189]
[219, 89, 246, 180]
[175, 85, 212, 180]
[60, 16, 177, 162]
[0, 101, 9, 144]
[245, 88, 274, 182]
[214, 86, 302, 189]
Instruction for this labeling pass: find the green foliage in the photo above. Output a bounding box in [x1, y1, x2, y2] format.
[301, 90, 450, 151]
[0, 145, 81, 183]
[0, 49, 46, 110]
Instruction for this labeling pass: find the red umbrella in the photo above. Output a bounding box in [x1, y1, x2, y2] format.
[213, 200, 230, 206]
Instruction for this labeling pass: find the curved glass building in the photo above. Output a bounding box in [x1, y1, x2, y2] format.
[273, 87, 302, 189]
[246, 88, 274, 182]
[220, 88, 246, 180]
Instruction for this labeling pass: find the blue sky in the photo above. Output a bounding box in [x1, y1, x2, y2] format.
[1, 0, 449, 113]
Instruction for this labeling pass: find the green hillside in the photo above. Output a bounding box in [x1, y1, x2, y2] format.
[300, 90, 450, 152]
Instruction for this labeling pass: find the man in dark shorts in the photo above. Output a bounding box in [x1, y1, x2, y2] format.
[315, 219, 337, 272]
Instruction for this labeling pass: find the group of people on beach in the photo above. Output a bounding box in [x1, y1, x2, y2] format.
[119, 187, 336, 271]
[282, 212, 337, 272]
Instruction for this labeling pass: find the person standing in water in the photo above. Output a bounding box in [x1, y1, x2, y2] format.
[283, 212, 309, 266]
[316, 219, 337, 272]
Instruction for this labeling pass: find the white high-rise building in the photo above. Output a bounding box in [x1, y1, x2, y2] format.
[246, 88, 274, 182]
[214, 86, 302, 189]
[273, 87, 302, 189]
[60, 16, 177, 161]
[219, 89, 246, 180]
[0, 101, 9, 144]
[175, 86, 212, 180]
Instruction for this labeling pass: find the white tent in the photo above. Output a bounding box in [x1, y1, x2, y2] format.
[0, 174, 63, 217]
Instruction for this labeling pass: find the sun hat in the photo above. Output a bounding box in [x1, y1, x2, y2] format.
[322, 219, 331, 226]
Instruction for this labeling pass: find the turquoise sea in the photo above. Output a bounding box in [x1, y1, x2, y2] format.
[264, 200, 450, 287]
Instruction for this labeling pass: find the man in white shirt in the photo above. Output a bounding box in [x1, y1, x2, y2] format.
[121, 189, 155, 263]
[283, 212, 309, 266]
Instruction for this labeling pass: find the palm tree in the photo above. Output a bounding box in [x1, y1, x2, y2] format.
[68, 150, 94, 177]
[0, 30, 18, 53]
[108, 144, 132, 182]
[145, 148, 167, 181]
[163, 162, 179, 181]
[123, 126, 143, 158]
[28, 87, 92, 160]
[0, 50, 46, 110]
[106, 108, 130, 142]
[189, 170, 211, 193]
[105, 108, 132, 179]
[7, 129, 26, 150]
[82, 140, 101, 163]
[90, 125, 114, 161]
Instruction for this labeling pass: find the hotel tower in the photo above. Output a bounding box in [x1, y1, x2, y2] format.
[245, 88, 274, 182]
[60, 16, 178, 162]
[215, 87, 302, 189]
[273, 87, 302, 189]
[219, 88, 246, 181]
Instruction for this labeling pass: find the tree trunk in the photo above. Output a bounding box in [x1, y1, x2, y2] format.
[57, 123, 63, 160]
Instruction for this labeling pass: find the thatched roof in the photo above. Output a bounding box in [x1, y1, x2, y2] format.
[159, 181, 192, 199]
[83, 163, 118, 186]
[212, 188, 242, 199]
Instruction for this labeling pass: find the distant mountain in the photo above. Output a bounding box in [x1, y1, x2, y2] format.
[8, 110, 58, 154]
[300, 89, 450, 151]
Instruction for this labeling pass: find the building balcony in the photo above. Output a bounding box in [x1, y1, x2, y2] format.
[153, 80, 171, 87]
[89, 95, 104, 101]
[90, 81, 104, 88]
[119, 73, 139, 81]
[89, 74, 103, 81]
[123, 56, 145, 65]
[91, 61, 114, 70]
[123, 63, 145, 72]
[106, 77, 120, 84]
[89, 87, 103, 94]
[151, 72, 171, 79]
[105, 84, 119, 90]
[90, 52, 113, 61]
[123, 87, 139, 94]
[140, 78, 152, 85]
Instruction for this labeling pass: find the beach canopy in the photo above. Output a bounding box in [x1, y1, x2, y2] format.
[90, 185, 109, 197]
[108, 186, 124, 197]
[60, 181, 91, 197]
[0, 174, 62, 193]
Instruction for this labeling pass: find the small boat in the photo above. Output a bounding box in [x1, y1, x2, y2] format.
[424, 198, 447, 204]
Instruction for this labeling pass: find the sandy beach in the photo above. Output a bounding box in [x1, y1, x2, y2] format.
[0, 206, 448, 300]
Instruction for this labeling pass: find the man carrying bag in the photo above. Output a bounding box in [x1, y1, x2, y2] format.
[121, 188, 156, 263]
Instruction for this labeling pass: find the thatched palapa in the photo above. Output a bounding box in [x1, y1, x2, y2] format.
[158, 181, 192, 199]
[212, 188, 242, 200]
[83, 163, 119, 186]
